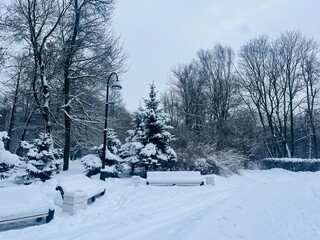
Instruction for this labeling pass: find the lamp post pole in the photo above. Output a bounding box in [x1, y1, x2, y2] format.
[100, 72, 121, 181]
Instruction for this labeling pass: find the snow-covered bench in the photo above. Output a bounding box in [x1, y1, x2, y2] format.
[146, 171, 204, 186]
[56, 174, 106, 204]
[0, 185, 54, 225]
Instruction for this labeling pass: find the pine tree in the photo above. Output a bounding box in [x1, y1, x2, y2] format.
[120, 84, 177, 174]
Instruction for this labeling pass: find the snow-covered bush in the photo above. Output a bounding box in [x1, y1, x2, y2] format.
[0, 131, 20, 179]
[16, 133, 62, 183]
[81, 129, 123, 178]
[175, 149, 245, 176]
[174, 157, 220, 175]
[81, 150, 124, 178]
[81, 153, 102, 177]
[210, 150, 245, 176]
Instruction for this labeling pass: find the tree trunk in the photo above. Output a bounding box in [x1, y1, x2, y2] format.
[63, 71, 71, 171]
[62, 0, 81, 171]
[15, 110, 34, 155]
[6, 73, 21, 152]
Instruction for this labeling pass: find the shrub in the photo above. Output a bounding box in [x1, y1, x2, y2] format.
[0, 131, 20, 179]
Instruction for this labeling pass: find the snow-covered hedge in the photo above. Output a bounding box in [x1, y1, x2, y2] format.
[255, 158, 320, 172]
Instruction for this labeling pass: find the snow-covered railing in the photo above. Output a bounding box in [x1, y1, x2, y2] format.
[0, 185, 54, 225]
[255, 158, 320, 172]
[56, 174, 105, 204]
[146, 171, 204, 186]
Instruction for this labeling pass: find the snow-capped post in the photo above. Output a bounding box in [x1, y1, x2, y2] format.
[100, 72, 122, 181]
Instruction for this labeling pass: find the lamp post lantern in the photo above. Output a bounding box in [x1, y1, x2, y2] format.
[100, 72, 122, 181]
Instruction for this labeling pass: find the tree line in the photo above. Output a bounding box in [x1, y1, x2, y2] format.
[162, 31, 320, 161]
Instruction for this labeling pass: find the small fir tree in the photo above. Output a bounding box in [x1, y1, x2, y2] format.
[119, 108, 146, 174]
[106, 128, 122, 162]
[120, 84, 177, 174]
[18, 133, 62, 182]
[82, 128, 122, 177]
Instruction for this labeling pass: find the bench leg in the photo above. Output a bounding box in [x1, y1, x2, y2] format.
[91, 196, 96, 203]
[200, 182, 204, 186]
[46, 209, 55, 223]
[100, 190, 106, 197]
[56, 186, 64, 199]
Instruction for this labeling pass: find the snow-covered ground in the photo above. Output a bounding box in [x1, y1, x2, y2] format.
[1, 165, 320, 240]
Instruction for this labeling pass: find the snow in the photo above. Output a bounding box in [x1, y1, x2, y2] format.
[263, 158, 320, 163]
[1, 167, 320, 239]
[56, 174, 105, 199]
[0, 132, 8, 141]
[0, 134, 20, 166]
[146, 171, 204, 185]
[140, 143, 156, 157]
[0, 185, 54, 222]
[0, 149, 20, 166]
[80, 154, 102, 169]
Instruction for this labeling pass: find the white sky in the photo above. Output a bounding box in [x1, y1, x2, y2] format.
[113, 0, 320, 111]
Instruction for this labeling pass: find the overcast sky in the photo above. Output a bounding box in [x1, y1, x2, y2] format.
[113, 0, 320, 111]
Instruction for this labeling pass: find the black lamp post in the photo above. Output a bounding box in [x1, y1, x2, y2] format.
[100, 72, 122, 181]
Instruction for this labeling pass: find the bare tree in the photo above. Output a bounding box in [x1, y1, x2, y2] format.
[56, 0, 126, 170]
[161, 90, 183, 128]
[170, 63, 206, 131]
[3, 0, 69, 134]
[300, 39, 320, 158]
[4, 54, 27, 151]
[276, 31, 306, 157]
[238, 32, 320, 158]
[238, 36, 282, 157]
[196, 44, 238, 149]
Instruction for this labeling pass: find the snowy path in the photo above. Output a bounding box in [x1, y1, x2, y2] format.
[1, 169, 320, 240]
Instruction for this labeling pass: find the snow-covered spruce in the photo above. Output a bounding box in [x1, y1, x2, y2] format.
[119, 84, 177, 175]
[81, 128, 123, 177]
[16, 133, 62, 183]
[0, 131, 20, 179]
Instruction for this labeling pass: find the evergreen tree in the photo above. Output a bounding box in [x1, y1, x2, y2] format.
[81, 128, 121, 177]
[119, 107, 146, 174]
[120, 84, 177, 174]
[18, 133, 62, 183]
[107, 128, 121, 154]
[105, 128, 122, 166]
